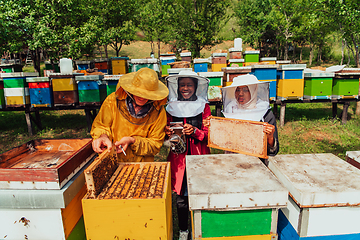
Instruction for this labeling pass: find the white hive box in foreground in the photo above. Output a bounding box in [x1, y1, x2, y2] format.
[186, 154, 288, 239]
[268, 153, 360, 239]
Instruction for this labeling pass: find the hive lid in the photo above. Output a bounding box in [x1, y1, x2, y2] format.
[278, 64, 306, 70]
[130, 58, 159, 64]
[267, 153, 360, 208]
[180, 52, 192, 57]
[1, 72, 39, 78]
[94, 58, 108, 62]
[0, 138, 94, 190]
[276, 60, 291, 64]
[304, 70, 334, 78]
[229, 48, 242, 52]
[160, 56, 176, 61]
[222, 66, 252, 73]
[103, 75, 122, 81]
[75, 60, 93, 64]
[26, 77, 50, 82]
[75, 75, 104, 81]
[260, 57, 277, 61]
[212, 52, 228, 57]
[198, 72, 223, 77]
[229, 59, 245, 63]
[244, 50, 260, 54]
[251, 64, 278, 69]
[193, 58, 211, 63]
[167, 68, 192, 74]
[186, 153, 288, 210]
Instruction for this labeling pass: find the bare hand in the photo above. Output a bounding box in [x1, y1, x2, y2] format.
[183, 123, 195, 135]
[92, 134, 112, 153]
[263, 123, 275, 146]
[165, 125, 174, 137]
[114, 136, 135, 153]
[202, 116, 210, 128]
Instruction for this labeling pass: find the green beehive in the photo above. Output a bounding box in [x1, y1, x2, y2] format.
[333, 68, 360, 99]
[304, 71, 334, 100]
[244, 50, 260, 63]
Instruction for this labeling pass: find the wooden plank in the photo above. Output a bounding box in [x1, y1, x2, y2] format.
[208, 116, 267, 159]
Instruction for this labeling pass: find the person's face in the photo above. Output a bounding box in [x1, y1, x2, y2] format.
[235, 86, 251, 105]
[178, 78, 195, 99]
[133, 95, 149, 106]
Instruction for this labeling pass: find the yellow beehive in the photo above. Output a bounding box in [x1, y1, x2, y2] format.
[82, 150, 172, 240]
[211, 63, 227, 72]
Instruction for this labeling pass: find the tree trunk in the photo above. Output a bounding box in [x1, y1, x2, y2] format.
[105, 45, 108, 59]
[340, 39, 345, 65]
[299, 46, 303, 62]
[309, 43, 313, 66]
[158, 38, 161, 59]
[284, 42, 288, 60]
[317, 44, 322, 63]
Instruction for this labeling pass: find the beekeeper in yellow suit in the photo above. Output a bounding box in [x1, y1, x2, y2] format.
[90, 68, 169, 162]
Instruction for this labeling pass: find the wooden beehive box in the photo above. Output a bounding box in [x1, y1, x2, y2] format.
[0, 146, 95, 240]
[0, 138, 94, 190]
[186, 154, 288, 240]
[208, 116, 267, 158]
[82, 150, 172, 240]
[268, 153, 360, 239]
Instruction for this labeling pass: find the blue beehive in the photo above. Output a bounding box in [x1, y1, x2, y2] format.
[27, 77, 53, 107]
[193, 58, 210, 73]
[251, 65, 278, 101]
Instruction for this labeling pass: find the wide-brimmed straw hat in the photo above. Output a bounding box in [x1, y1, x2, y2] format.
[117, 68, 169, 100]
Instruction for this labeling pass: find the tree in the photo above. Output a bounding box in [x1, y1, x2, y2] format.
[136, 0, 174, 58]
[95, 0, 140, 57]
[234, 0, 273, 51]
[168, 0, 230, 58]
[0, 0, 95, 73]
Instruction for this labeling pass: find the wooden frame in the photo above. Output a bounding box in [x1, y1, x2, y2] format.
[208, 116, 267, 158]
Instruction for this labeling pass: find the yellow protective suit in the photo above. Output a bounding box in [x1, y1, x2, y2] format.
[90, 85, 167, 162]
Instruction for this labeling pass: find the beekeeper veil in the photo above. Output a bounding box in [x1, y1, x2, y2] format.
[166, 70, 209, 118]
[221, 74, 270, 121]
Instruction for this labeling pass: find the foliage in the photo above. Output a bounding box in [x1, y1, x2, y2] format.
[93, 0, 140, 57]
[167, 0, 231, 58]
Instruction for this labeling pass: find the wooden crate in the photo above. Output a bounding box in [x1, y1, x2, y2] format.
[0, 161, 91, 240]
[82, 150, 172, 240]
[186, 154, 288, 240]
[268, 153, 360, 239]
[0, 138, 94, 190]
[208, 116, 267, 158]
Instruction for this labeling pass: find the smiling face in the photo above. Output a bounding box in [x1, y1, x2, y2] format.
[178, 77, 196, 99]
[235, 86, 251, 105]
[133, 95, 149, 106]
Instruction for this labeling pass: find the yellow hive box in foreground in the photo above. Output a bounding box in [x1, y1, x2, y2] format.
[82, 151, 172, 240]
